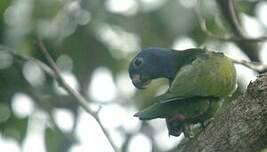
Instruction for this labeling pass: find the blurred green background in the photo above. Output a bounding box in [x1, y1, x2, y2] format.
[0, 0, 266, 152]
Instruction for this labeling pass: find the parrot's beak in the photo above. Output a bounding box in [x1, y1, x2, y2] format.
[131, 74, 151, 89]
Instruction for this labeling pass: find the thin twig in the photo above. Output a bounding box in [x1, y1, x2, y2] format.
[230, 58, 267, 73]
[195, 0, 267, 42]
[36, 40, 118, 152]
[0, 46, 79, 141]
[227, 0, 245, 37]
[195, 0, 233, 41]
[206, 47, 267, 73]
[0, 46, 55, 77]
[1, 45, 117, 151]
[226, 0, 267, 42]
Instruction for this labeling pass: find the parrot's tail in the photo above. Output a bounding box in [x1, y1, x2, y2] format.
[133, 102, 165, 120]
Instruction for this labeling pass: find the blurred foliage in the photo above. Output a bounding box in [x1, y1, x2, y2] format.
[45, 127, 73, 152]
[0, 0, 265, 152]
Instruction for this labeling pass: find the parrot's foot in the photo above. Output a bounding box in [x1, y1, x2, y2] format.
[183, 124, 203, 139]
[201, 117, 215, 128]
[183, 124, 194, 138]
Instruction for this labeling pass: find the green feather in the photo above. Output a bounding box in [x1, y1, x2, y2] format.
[169, 51, 237, 98]
[134, 95, 219, 122]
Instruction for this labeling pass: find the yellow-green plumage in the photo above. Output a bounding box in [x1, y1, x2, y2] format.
[135, 51, 236, 119]
[129, 48, 237, 136]
[169, 51, 237, 98]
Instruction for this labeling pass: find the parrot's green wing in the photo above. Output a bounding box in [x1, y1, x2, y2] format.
[169, 51, 237, 98]
[134, 95, 219, 121]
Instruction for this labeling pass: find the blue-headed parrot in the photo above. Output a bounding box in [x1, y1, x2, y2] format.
[128, 48, 237, 137]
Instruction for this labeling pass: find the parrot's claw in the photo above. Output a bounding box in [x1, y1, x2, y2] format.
[182, 124, 194, 138]
[182, 123, 204, 139]
[201, 117, 215, 128]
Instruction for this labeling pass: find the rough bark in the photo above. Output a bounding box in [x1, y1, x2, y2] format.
[176, 74, 267, 152]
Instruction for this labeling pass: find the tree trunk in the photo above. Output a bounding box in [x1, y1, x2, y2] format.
[176, 73, 267, 152]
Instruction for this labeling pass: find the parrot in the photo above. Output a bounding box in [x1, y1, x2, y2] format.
[128, 48, 237, 137]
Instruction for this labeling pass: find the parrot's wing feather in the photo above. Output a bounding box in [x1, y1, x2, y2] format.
[134, 93, 185, 120]
[134, 95, 213, 120]
[170, 51, 237, 98]
[160, 96, 185, 104]
[155, 92, 186, 104]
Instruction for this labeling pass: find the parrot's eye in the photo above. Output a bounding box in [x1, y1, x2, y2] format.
[133, 57, 143, 68]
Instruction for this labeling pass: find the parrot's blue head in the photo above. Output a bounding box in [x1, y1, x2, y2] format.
[128, 48, 177, 89]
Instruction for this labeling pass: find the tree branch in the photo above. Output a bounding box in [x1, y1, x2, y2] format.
[230, 58, 267, 74]
[36, 40, 118, 152]
[215, 0, 261, 62]
[176, 73, 267, 152]
[195, 0, 267, 43]
[1, 44, 118, 151]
